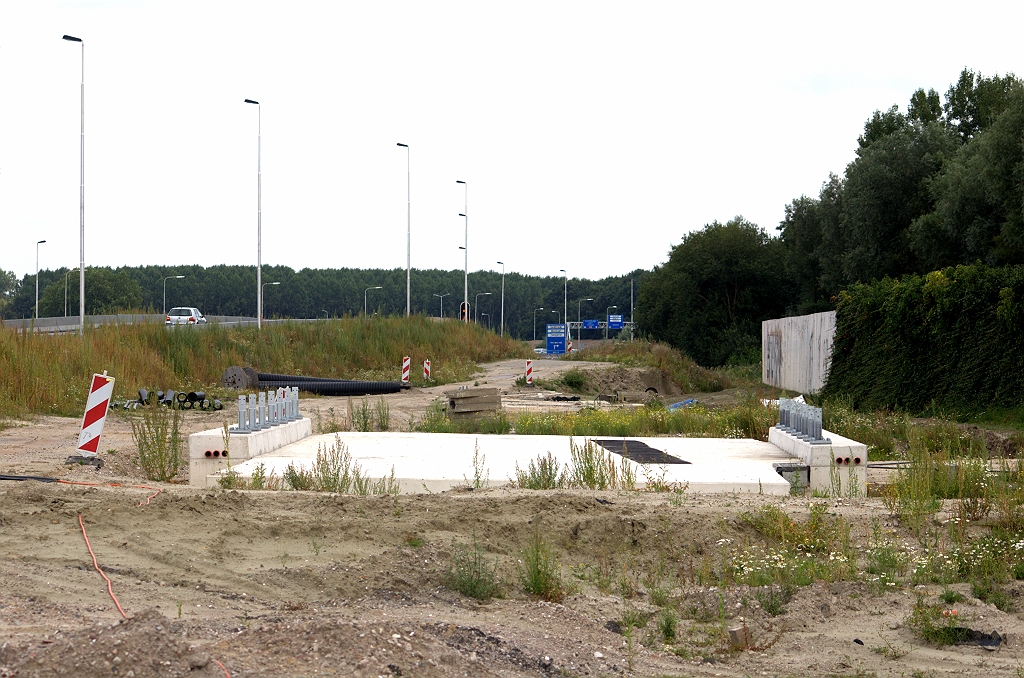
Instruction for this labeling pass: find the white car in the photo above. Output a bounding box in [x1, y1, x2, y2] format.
[166, 307, 207, 326]
[534, 347, 547, 354]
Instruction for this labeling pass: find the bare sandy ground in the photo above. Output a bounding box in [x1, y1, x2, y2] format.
[3, 359, 1024, 677]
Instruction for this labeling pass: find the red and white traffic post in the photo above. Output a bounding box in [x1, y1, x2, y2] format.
[525, 360, 533, 385]
[401, 356, 411, 383]
[76, 371, 115, 457]
[423, 359, 431, 381]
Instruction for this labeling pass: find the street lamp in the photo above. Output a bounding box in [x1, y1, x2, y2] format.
[35, 240, 46, 320]
[322, 309, 330, 319]
[577, 297, 594, 344]
[433, 292, 449, 318]
[474, 292, 492, 324]
[64, 267, 73, 317]
[62, 34, 84, 335]
[481, 312, 490, 331]
[456, 180, 468, 323]
[261, 281, 280, 320]
[533, 307, 544, 342]
[364, 286, 382, 315]
[496, 261, 505, 337]
[551, 309, 560, 323]
[163, 275, 184, 316]
[397, 143, 410, 316]
[606, 305, 618, 340]
[560, 269, 567, 341]
[244, 98, 262, 328]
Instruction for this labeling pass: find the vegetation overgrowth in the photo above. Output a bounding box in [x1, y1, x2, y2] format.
[0, 316, 529, 419]
[825, 264, 1024, 414]
[565, 339, 728, 392]
[415, 397, 778, 441]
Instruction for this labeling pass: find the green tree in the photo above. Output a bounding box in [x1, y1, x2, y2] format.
[944, 68, 1021, 142]
[0, 269, 18, 317]
[637, 217, 788, 366]
[911, 83, 1024, 267]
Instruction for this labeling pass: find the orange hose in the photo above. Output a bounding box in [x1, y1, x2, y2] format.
[70, 482, 227, 675]
[77, 514, 127, 618]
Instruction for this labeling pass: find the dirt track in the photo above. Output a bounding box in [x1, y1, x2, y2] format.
[4, 360, 1024, 676]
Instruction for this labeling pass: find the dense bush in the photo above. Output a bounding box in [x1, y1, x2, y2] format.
[824, 264, 1024, 413]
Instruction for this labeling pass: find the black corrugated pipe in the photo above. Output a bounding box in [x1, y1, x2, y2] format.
[258, 379, 401, 396]
[257, 372, 358, 383]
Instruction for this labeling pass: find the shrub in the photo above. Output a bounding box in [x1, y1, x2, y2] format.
[519, 530, 566, 602]
[130, 405, 184, 482]
[445, 538, 503, 601]
[514, 452, 565, 490]
[560, 368, 590, 393]
[657, 608, 677, 641]
[907, 597, 970, 645]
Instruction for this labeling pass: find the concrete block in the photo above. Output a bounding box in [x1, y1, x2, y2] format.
[188, 417, 311, 485]
[768, 426, 867, 496]
[810, 464, 866, 497]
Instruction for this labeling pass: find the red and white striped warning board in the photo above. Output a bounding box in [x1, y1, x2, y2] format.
[526, 360, 533, 385]
[423, 359, 431, 381]
[402, 356, 411, 383]
[76, 372, 115, 457]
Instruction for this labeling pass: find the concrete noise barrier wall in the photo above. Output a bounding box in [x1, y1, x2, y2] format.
[762, 311, 836, 395]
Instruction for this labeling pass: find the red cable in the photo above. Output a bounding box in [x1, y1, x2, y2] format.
[71, 485, 228, 676]
[77, 514, 127, 619]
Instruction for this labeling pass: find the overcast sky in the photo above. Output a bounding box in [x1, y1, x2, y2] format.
[2, 0, 1021, 281]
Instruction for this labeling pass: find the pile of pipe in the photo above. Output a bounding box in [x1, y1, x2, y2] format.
[233, 386, 301, 432]
[777, 398, 830, 444]
[115, 388, 222, 411]
[256, 371, 402, 396]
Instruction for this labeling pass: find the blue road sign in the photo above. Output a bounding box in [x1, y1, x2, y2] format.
[582, 319, 599, 329]
[608, 314, 624, 330]
[546, 323, 566, 355]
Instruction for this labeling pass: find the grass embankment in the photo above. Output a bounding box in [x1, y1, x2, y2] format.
[565, 339, 730, 392]
[0, 316, 530, 419]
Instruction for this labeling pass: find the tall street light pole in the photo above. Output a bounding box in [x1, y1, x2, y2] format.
[456, 180, 468, 323]
[365, 286, 382, 315]
[397, 143, 410, 316]
[262, 281, 280, 320]
[433, 293, 449, 318]
[163, 275, 184, 316]
[35, 240, 46, 320]
[578, 297, 593, 344]
[533, 307, 544, 342]
[62, 35, 84, 335]
[474, 292, 492, 324]
[496, 261, 505, 337]
[244, 99, 261, 328]
[64, 268, 73, 317]
[560, 269, 567, 348]
[606, 305, 618, 340]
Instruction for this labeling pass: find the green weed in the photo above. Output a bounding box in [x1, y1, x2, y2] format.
[907, 597, 969, 645]
[445, 538, 503, 601]
[519, 529, 566, 602]
[130, 405, 184, 482]
[514, 452, 565, 489]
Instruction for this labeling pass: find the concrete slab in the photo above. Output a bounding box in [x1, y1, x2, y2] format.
[204, 432, 796, 495]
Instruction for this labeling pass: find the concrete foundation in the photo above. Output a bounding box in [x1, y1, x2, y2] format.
[203, 432, 797, 494]
[768, 426, 867, 496]
[188, 417, 312, 485]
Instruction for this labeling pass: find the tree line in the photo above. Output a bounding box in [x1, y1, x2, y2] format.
[0, 262, 643, 342]
[637, 68, 1023, 365]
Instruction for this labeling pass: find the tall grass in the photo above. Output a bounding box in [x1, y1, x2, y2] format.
[420, 398, 779, 441]
[565, 339, 729, 392]
[0, 316, 529, 419]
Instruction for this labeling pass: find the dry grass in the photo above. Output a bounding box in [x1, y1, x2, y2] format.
[0, 316, 529, 419]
